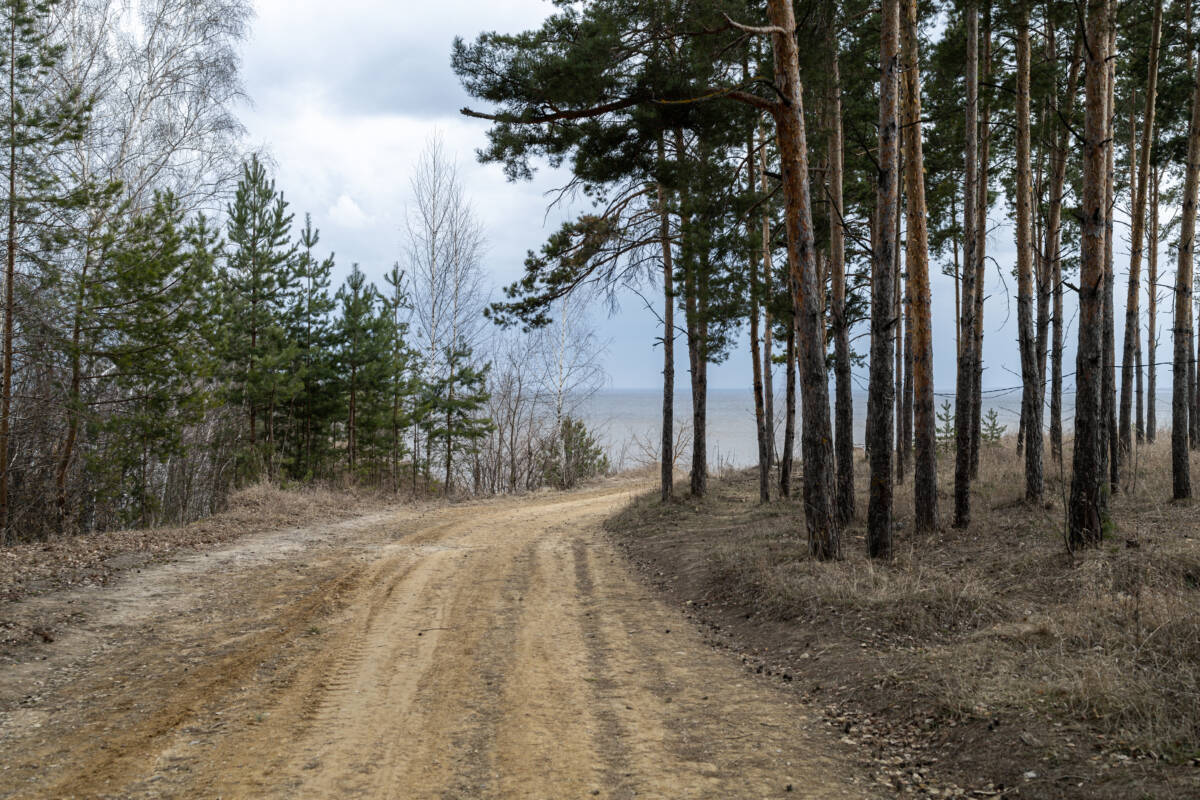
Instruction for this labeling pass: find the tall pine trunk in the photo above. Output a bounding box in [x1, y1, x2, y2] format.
[903, 266, 914, 483]
[675, 156, 707, 499]
[1047, 38, 1082, 464]
[686, 270, 707, 498]
[1070, 0, 1111, 547]
[761, 127, 776, 471]
[766, 0, 840, 558]
[1036, 23, 1071, 469]
[901, 0, 937, 532]
[750, 125, 770, 503]
[1173, 45, 1200, 500]
[829, 45, 854, 522]
[1015, 3, 1042, 502]
[954, 2, 979, 529]
[1148, 165, 1160, 444]
[1102, 19, 1118, 492]
[1125, 17, 1162, 450]
[868, 0, 900, 558]
[656, 162, 675, 503]
[971, 1, 991, 478]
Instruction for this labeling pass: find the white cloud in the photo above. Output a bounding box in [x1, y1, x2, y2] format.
[327, 193, 372, 229]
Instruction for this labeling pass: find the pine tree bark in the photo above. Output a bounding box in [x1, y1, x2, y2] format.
[1174, 47, 1200, 500]
[672, 143, 708, 500]
[901, 0, 937, 531]
[829, 44, 854, 522]
[656, 159, 675, 503]
[1148, 165, 1160, 444]
[686, 261, 708, 498]
[954, 2, 979, 529]
[1069, 0, 1111, 547]
[762, 165, 776, 470]
[750, 127, 770, 503]
[1047, 38, 1082, 464]
[869, 0, 901, 558]
[903, 270, 913, 478]
[1037, 24, 1074, 467]
[760, 120, 778, 484]
[1130, 88, 1143, 445]
[1102, 18, 1118, 493]
[763, 287, 775, 469]
[953, 195, 960, 357]
[971, 1, 992, 478]
[765, 0, 840, 557]
[1015, 3, 1042, 502]
[1122, 23, 1162, 451]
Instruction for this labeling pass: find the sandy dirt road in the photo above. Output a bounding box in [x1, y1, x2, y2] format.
[0, 483, 870, 799]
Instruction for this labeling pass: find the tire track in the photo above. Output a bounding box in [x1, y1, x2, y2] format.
[0, 482, 872, 799]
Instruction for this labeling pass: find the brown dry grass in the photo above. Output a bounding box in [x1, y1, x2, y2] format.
[0, 482, 394, 603]
[607, 437, 1200, 796]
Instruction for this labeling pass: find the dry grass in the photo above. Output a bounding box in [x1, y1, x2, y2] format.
[0, 482, 393, 603]
[607, 436, 1200, 794]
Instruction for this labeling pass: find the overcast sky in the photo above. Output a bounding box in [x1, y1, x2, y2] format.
[237, 0, 1142, 403]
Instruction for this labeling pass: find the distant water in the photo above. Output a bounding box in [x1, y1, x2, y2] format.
[579, 387, 1177, 469]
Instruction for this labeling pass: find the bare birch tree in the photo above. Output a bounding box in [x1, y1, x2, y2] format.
[406, 134, 486, 486]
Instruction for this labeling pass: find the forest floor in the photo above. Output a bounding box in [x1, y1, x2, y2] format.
[606, 441, 1200, 800]
[0, 474, 876, 799]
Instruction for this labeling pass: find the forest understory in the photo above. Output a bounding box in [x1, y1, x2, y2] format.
[607, 440, 1200, 800]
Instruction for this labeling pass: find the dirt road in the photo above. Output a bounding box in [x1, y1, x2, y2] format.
[0, 483, 870, 799]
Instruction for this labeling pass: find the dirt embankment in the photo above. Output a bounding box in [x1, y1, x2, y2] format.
[0, 484, 393, 605]
[605, 455, 1200, 800]
[0, 478, 874, 799]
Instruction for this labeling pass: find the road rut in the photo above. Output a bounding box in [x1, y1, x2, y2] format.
[0, 484, 869, 799]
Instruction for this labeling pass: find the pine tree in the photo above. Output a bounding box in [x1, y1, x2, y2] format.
[285, 215, 337, 480]
[428, 345, 491, 495]
[85, 195, 215, 526]
[334, 264, 390, 479]
[219, 155, 299, 478]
